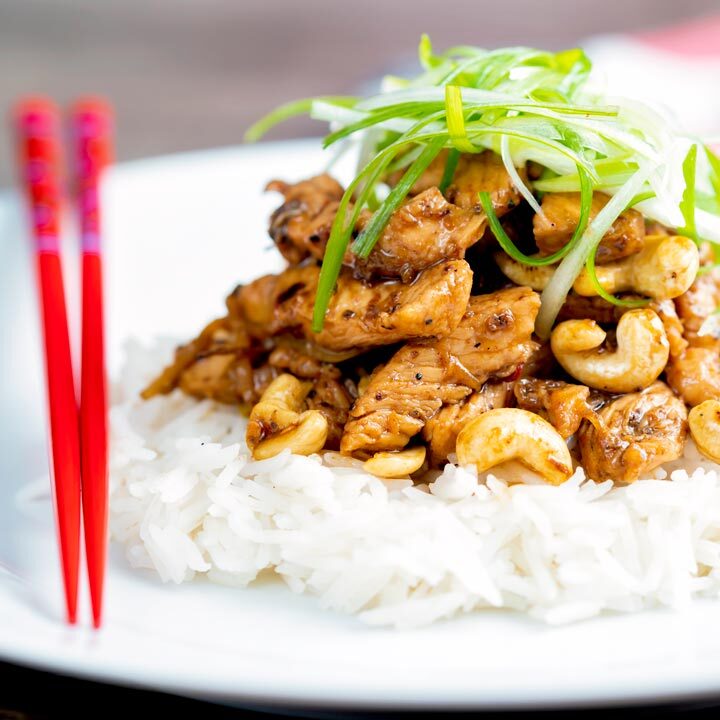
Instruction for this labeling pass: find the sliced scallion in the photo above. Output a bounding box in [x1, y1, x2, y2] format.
[480, 163, 591, 267]
[679, 144, 699, 243]
[438, 148, 460, 194]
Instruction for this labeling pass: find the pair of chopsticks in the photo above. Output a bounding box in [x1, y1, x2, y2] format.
[14, 97, 113, 628]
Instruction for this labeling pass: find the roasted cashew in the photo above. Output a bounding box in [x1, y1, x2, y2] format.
[551, 320, 606, 353]
[688, 400, 720, 463]
[252, 410, 329, 460]
[495, 235, 699, 300]
[247, 373, 328, 458]
[363, 446, 427, 478]
[573, 235, 699, 299]
[551, 309, 669, 393]
[493, 253, 554, 291]
[456, 408, 573, 486]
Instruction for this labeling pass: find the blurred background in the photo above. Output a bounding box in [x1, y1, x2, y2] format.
[1, 0, 719, 186]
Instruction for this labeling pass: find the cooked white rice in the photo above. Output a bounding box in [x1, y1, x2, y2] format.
[110, 339, 720, 627]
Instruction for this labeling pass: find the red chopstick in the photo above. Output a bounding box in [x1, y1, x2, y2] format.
[72, 98, 113, 629]
[14, 97, 81, 625]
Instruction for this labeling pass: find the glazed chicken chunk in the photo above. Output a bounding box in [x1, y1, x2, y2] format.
[267, 178, 484, 281]
[395, 149, 522, 216]
[534, 192, 645, 263]
[140, 316, 260, 404]
[514, 378, 599, 439]
[267, 175, 344, 265]
[578, 382, 688, 483]
[348, 188, 485, 281]
[667, 272, 720, 406]
[341, 287, 541, 456]
[233, 259, 473, 352]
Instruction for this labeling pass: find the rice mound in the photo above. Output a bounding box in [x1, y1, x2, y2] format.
[110, 340, 720, 627]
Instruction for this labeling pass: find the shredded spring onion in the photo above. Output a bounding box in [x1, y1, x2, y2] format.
[438, 148, 460, 193]
[501, 134, 543, 216]
[244, 97, 355, 143]
[535, 167, 653, 338]
[445, 86, 476, 153]
[247, 37, 720, 333]
[679, 144, 699, 244]
[352, 138, 446, 259]
[479, 163, 591, 267]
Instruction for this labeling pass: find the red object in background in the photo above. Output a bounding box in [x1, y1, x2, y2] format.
[72, 97, 113, 629]
[633, 14, 720, 58]
[14, 97, 81, 625]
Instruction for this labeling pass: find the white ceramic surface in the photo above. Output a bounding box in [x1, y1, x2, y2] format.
[2, 140, 720, 710]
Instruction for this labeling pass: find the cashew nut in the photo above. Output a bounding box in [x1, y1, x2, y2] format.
[573, 235, 699, 299]
[363, 446, 427, 478]
[252, 410, 329, 460]
[247, 373, 328, 458]
[495, 235, 699, 300]
[551, 320, 606, 353]
[551, 308, 669, 393]
[455, 408, 573, 486]
[688, 400, 720, 463]
[493, 253, 554, 291]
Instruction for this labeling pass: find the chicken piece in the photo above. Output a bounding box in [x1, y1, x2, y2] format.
[422, 381, 514, 464]
[389, 149, 448, 195]
[267, 178, 484, 281]
[267, 175, 344, 265]
[388, 150, 521, 217]
[140, 316, 262, 404]
[514, 378, 598, 439]
[520, 341, 557, 378]
[557, 293, 631, 326]
[651, 299, 688, 359]
[666, 273, 720, 405]
[534, 192, 645, 264]
[176, 353, 262, 405]
[267, 344, 340, 380]
[348, 188, 485, 281]
[234, 259, 473, 352]
[644, 220, 673, 237]
[666, 347, 720, 407]
[445, 151, 523, 216]
[578, 382, 687, 483]
[341, 287, 541, 455]
[674, 272, 720, 350]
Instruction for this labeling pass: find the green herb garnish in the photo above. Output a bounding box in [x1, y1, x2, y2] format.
[248, 37, 720, 333]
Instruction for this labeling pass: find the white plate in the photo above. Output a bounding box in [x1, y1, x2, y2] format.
[3, 140, 720, 710]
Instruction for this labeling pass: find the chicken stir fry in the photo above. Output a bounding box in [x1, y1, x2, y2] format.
[144, 148, 717, 485]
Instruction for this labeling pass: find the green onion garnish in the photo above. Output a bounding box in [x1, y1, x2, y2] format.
[705, 144, 720, 202]
[480, 162, 591, 267]
[445, 86, 476, 153]
[584, 252, 649, 308]
[247, 37, 720, 334]
[438, 148, 460, 194]
[244, 97, 355, 143]
[352, 137, 446, 259]
[679, 144, 699, 244]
